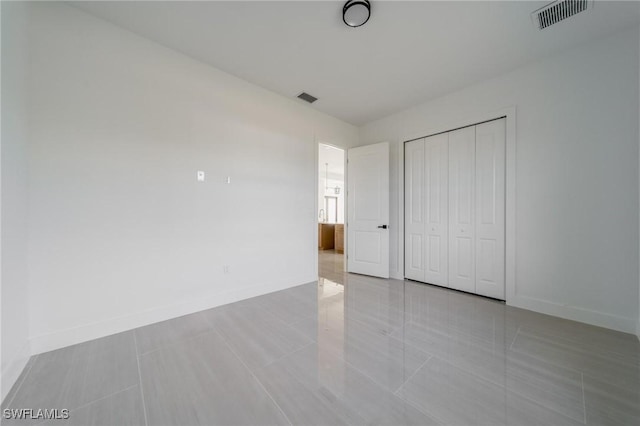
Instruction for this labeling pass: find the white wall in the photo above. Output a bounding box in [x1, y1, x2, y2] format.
[25, 2, 357, 354]
[360, 26, 640, 334]
[1, 1, 31, 401]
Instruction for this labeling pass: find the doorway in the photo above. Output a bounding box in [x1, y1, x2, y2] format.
[318, 143, 345, 280]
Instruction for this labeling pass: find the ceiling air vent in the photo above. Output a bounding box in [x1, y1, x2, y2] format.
[532, 0, 593, 30]
[297, 92, 318, 104]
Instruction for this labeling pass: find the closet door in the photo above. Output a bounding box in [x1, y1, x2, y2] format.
[404, 139, 426, 281]
[448, 126, 476, 293]
[424, 133, 448, 286]
[475, 119, 506, 299]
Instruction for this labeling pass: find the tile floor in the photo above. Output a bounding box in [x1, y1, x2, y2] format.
[2, 250, 639, 425]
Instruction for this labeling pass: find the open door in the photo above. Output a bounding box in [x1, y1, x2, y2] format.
[347, 142, 389, 278]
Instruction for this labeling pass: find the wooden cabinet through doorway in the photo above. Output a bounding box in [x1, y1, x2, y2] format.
[335, 224, 344, 254]
[318, 223, 335, 250]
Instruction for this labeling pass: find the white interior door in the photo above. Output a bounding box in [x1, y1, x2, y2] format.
[475, 119, 506, 299]
[347, 142, 389, 278]
[404, 139, 425, 281]
[424, 133, 449, 287]
[448, 126, 476, 293]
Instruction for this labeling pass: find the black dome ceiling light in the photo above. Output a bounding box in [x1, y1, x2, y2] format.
[343, 0, 371, 28]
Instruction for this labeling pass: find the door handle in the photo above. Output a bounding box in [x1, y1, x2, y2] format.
[377, 225, 388, 229]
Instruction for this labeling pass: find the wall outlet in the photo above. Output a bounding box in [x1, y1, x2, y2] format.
[223, 265, 229, 273]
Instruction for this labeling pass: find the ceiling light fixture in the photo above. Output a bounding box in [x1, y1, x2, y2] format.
[343, 0, 371, 28]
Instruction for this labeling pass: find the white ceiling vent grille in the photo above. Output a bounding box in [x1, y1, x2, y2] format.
[532, 0, 593, 30]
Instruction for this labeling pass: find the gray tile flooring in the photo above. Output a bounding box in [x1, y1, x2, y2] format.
[3, 249, 640, 425]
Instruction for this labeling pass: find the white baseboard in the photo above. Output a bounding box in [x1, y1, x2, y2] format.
[29, 274, 316, 355]
[1, 340, 31, 404]
[508, 294, 637, 334]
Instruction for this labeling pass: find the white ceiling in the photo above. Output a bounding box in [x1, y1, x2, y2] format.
[69, 1, 640, 125]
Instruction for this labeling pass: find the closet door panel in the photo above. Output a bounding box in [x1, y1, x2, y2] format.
[448, 126, 476, 293]
[424, 133, 448, 286]
[475, 119, 506, 299]
[404, 139, 426, 281]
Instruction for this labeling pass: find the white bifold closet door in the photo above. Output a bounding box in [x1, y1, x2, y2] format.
[405, 118, 505, 300]
[474, 119, 505, 299]
[404, 134, 448, 286]
[404, 139, 426, 281]
[448, 126, 476, 293]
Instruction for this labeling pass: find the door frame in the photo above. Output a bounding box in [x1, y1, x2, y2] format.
[400, 106, 516, 303]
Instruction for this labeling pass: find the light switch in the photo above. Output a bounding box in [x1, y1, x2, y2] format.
[224, 176, 231, 184]
[197, 171, 205, 182]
